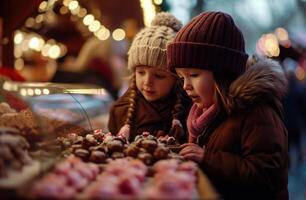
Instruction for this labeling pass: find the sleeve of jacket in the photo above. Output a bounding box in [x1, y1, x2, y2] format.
[200, 105, 288, 190]
[107, 104, 118, 134]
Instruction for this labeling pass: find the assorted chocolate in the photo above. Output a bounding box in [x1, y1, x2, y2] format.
[59, 131, 182, 166]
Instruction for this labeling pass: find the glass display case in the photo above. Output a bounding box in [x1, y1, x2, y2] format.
[0, 79, 113, 193]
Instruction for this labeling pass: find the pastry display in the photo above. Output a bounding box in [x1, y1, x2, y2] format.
[0, 102, 16, 116]
[0, 103, 87, 145]
[0, 127, 33, 178]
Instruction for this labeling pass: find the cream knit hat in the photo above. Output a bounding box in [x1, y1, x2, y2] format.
[127, 12, 182, 71]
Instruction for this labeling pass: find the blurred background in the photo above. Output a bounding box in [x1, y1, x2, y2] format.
[1, 0, 306, 199]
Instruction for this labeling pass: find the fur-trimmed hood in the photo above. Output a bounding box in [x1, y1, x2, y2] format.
[227, 56, 288, 114]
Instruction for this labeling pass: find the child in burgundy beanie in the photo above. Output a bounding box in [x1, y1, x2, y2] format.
[168, 11, 288, 200]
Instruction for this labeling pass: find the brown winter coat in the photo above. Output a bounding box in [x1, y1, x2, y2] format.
[198, 57, 289, 200]
[108, 88, 191, 142]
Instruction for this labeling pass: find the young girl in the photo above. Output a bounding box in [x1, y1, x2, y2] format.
[108, 12, 191, 143]
[167, 11, 288, 199]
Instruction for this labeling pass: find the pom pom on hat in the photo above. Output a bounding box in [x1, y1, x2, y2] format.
[128, 12, 182, 71]
[151, 12, 182, 32]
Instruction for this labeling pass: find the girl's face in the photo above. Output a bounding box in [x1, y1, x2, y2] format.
[135, 66, 176, 102]
[176, 68, 215, 109]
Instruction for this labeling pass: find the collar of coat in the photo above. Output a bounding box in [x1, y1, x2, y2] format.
[227, 55, 288, 114]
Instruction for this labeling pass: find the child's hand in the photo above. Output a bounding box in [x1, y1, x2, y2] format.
[116, 124, 130, 143]
[179, 143, 204, 163]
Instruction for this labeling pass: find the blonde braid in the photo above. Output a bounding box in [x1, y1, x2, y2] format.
[124, 74, 137, 126]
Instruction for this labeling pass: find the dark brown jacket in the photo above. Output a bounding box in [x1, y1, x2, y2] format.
[108, 88, 191, 142]
[198, 57, 288, 200]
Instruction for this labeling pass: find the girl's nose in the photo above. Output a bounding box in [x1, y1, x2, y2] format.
[183, 79, 192, 90]
[144, 74, 153, 86]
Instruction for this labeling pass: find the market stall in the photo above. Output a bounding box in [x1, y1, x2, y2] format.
[0, 79, 220, 199]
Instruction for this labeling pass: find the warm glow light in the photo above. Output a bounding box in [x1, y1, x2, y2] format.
[43, 89, 50, 95]
[89, 20, 101, 32]
[68, 0, 79, 10]
[140, 0, 156, 27]
[35, 88, 42, 95]
[27, 89, 34, 96]
[20, 89, 27, 96]
[29, 37, 40, 50]
[35, 15, 44, 23]
[48, 45, 61, 59]
[275, 27, 289, 41]
[60, 6, 69, 14]
[42, 44, 51, 57]
[14, 46, 23, 58]
[39, 1, 48, 12]
[96, 28, 110, 40]
[112, 28, 126, 41]
[14, 58, 24, 70]
[265, 34, 279, 57]
[78, 8, 87, 18]
[154, 0, 163, 5]
[64, 89, 105, 94]
[257, 33, 280, 57]
[2, 81, 17, 91]
[14, 32, 24, 44]
[83, 14, 94, 26]
[21, 39, 29, 51]
[63, 0, 72, 7]
[71, 7, 80, 15]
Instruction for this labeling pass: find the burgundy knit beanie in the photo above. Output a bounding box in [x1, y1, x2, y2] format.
[167, 11, 249, 80]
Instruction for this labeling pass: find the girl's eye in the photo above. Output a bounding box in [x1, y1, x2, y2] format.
[190, 73, 199, 77]
[155, 74, 166, 79]
[137, 71, 145, 75]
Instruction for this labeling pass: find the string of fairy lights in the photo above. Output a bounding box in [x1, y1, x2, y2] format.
[9, 0, 162, 97]
[13, 0, 160, 61]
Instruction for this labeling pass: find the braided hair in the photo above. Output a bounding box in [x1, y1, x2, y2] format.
[124, 74, 138, 126]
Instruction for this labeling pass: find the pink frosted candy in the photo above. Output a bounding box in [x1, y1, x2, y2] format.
[88, 183, 119, 199]
[42, 174, 67, 185]
[66, 170, 83, 186]
[87, 163, 100, 177]
[74, 163, 95, 180]
[153, 159, 179, 173]
[32, 177, 68, 199]
[54, 161, 72, 175]
[58, 186, 76, 199]
[117, 176, 141, 196]
[178, 161, 198, 175]
[72, 176, 89, 191]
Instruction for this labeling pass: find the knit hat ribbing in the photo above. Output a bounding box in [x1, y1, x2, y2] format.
[167, 11, 249, 80]
[128, 12, 182, 71]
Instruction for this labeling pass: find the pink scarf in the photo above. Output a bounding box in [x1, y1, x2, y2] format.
[187, 103, 218, 143]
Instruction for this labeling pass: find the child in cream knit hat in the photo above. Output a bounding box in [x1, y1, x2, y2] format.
[108, 12, 191, 143]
